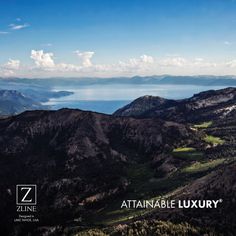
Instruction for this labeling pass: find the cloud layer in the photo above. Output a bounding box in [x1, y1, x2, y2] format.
[0, 49, 236, 77]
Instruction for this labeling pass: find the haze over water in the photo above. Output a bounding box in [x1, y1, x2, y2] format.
[44, 84, 228, 114]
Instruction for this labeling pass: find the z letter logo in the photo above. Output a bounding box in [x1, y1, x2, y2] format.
[16, 185, 37, 205]
[21, 187, 33, 203]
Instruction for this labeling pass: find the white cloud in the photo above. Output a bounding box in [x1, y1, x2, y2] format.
[140, 55, 154, 64]
[56, 63, 81, 72]
[4, 59, 20, 70]
[226, 59, 236, 68]
[0, 59, 21, 76]
[159, 57, 217, 68]
[2, 48, 233, 77]
[160, 57, 187, 67]
[194, 57, 204, 62]
[9, 23, 29, 30]
[30, 50, 83, 72]
[121, 55, 154, 69]
[0, 31, 9, 34]
[2, 69, 15, 77]
[193, 58, 216, 67]
[28, 50, 155, 76]
[31, 50, 55, 68]
[74, 50, 94, 67]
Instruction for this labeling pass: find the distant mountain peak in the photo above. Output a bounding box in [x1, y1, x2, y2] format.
[114, 87, 236, 122]
[113, 94, 177, 117]
[0, 89, 45, 116]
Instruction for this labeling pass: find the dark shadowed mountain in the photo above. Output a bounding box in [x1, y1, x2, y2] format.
[0, 109, 197, 235]
[0, 87, 236, 235]
[114, 95, 177, 117]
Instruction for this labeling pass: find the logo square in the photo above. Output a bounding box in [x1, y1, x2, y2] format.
[16, 185, 37, 205]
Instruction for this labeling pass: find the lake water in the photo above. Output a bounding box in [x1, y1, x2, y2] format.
[44, 84, 228, 114]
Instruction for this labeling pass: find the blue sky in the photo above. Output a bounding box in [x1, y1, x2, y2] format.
[0, 0, 236, 77]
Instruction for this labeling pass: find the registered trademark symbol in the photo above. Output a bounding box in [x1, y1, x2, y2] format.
[219, 199, 223, 203]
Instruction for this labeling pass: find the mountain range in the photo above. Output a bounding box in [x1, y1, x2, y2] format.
[0, 89, 73, 116]
[2, 75, 236, 87]
[0, 90, 45, 116]
[0, 87, 236, 235]
[114, 87, 236, 122]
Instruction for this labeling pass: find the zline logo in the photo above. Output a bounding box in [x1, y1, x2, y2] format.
[14, 184, 39, 222]
[16, 185, 37, 205]
[16, 185, 37, 213]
